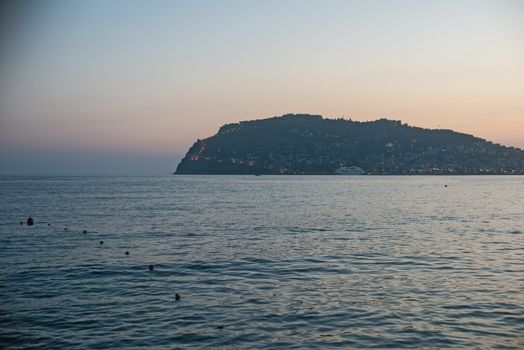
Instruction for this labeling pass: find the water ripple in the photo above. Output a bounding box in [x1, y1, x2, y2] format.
[1, 175, 524, 349]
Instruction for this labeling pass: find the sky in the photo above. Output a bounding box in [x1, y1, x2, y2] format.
[0, 0, 523, 174]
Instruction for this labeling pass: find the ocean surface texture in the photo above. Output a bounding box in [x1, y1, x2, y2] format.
[1, 176, 523, 349]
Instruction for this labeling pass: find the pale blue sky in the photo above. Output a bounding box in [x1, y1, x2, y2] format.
[1, 0, 523, 174]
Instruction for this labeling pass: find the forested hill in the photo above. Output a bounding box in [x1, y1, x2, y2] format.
[175, 114, 524, 175]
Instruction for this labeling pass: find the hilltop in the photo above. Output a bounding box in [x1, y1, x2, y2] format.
[175, 114, 524, 175]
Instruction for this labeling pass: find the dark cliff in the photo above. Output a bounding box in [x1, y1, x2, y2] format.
[175, 114, 524, 175]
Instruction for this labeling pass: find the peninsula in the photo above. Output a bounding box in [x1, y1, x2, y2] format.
[175, 114, 524, 175]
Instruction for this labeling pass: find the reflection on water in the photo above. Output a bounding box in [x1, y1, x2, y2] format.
[1, 175, 523, 349]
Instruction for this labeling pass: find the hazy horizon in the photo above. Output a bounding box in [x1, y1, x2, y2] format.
[1, 0, 523, 174]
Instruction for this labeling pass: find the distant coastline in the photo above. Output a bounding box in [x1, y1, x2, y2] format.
[175, 114, 524, 175]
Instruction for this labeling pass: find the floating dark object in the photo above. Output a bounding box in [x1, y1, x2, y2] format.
[125, 251, 129, 255]
[64, 227, 68, 231]
[99, 241, 104, 245]
[216, 325, 224, 329]
[48, 223, 51, 227]
[27, 217, 34, 226]
[175, 293, 181, 301]
[20, 221, 23, 225]
[83, 230, 87, 234]
[149, 264, 154, 271]
[445, 185, 448, 187]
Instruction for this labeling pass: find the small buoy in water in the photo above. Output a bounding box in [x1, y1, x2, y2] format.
[27, 217, 34, 226]
[83, 230, 87, 234]
[64, 227, 68, 231]
[48, 223, 51, 227]
[175, 293, 181, 301]
[149, 264, 154, 271]
[125, 251, 129, 255]
[20, 221, 23, 225]
[216, 325, 224, 329]
[99, 240, 104, 245]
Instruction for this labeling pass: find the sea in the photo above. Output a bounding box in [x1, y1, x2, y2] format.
[0, 175, 523, 349]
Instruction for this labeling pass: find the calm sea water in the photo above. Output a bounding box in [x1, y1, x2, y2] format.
[0, 175, 523, 349]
